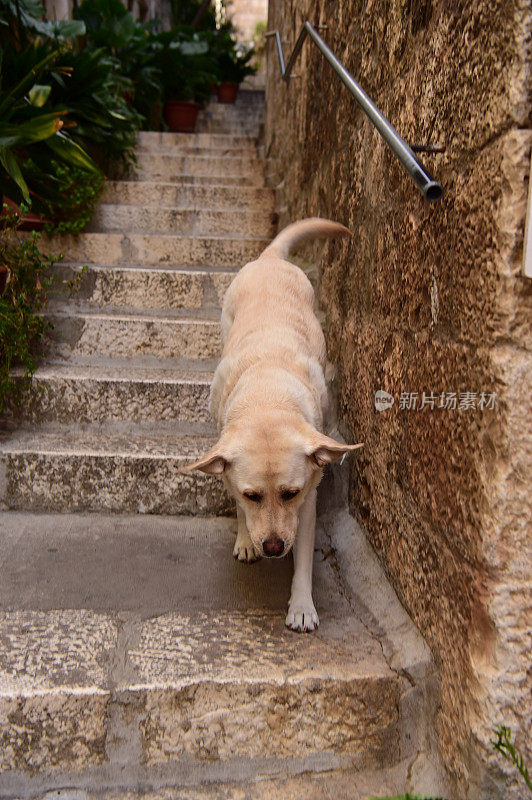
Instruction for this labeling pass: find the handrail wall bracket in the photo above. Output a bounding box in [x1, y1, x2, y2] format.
[265, 21, 443, 202]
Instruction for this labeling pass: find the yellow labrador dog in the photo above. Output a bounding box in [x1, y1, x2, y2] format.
[181, 218, 362, 632]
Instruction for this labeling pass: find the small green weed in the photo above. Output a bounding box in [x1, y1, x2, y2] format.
[44, 164, 105, 235]
[491, 725, 532, 792]
[65, 264, 89, 294]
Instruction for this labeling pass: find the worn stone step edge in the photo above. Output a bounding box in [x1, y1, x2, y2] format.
[0, 539, 402, 774]
[31, 353, 221, 372]
[136, 131, 258, 147]
[0, 760, 427, 800]
[47, 263, 233, 319]
[3, 365, 214, 426]
[198, 108, 264, 120]
[86, 205, 276, 238]
[132, 171, 265, 187]
[42, 312, 222, 362]
[48, 263, 233, 314]
[0, 431, 231, 514]
[100, 181, 275, 211]
[135, 144, 260, 157]
[194, 121, 263, 135]
[38, 233, 269, 268]
[135, 152, 260, 167]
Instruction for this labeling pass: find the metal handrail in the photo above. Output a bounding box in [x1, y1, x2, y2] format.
[265, 21, 443, 202]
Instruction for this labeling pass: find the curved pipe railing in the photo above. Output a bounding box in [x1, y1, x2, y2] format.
[265, 21, 443, 202]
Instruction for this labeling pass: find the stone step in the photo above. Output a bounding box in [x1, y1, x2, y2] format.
[134, 153, 263, 182]
[0, 511, 408, 793]
[195, 121, 262, 136]
[199, 104, 264, 121]
[87, 205, 276, 237]
[135, 144, 262, 159]
[0, 765, 425, 800]
[0, 430, 231, 514]
[133, 170, 265, 187]
[3, 364, 214, 428]
[43, 310, 221, 362]
[101, 180, 275, 211]
[132, 169, 265, 189]
[220, 88, 265, 106]
[136, 131, 258, 152]
[50, 263, 234, 314]
[38, 232, 268, 268]
[194, 93, 264, 135]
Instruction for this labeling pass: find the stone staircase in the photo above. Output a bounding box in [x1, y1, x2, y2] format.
[0, 92, 440, 799]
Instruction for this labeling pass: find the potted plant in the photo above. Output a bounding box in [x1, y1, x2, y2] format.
[156, 29, 216, 132]
[214, 41, 257, 104]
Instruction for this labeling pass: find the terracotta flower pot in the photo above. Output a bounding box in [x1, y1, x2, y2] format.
[163, 100, 201, 133]
[216, 82, 239, 104]
[1, 195, 50, 231]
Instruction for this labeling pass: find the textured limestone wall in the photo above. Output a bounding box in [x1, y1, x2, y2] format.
[264, 1, 531, 797]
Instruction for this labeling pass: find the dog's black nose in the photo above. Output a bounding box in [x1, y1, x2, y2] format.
[262, 537, 285, 557]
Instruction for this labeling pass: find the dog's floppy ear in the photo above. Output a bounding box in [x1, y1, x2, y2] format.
[179, 440, 230, 475]
[305, 431, 363, 468]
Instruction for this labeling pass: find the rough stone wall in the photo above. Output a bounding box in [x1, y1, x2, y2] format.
[264, 1, 531, 797]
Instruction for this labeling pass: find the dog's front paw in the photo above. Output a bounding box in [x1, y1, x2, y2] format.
[285, 600, 319, 633]
[233, 540, 261, 563]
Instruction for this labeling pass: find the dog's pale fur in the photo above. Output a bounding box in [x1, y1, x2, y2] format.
[180, 218, 362, 632]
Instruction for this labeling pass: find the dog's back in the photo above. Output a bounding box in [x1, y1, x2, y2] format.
[210, 218, 350, 432]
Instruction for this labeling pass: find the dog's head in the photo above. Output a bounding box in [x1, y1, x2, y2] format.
[180, 413, 362, 558]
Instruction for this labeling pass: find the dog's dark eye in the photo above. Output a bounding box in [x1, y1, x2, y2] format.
[281, 489, 300, 501]
[243, 491, 262, 503]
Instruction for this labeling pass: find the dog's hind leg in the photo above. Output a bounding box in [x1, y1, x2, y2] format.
[286, 488, 319, 632]
[233, 505, 261, 563]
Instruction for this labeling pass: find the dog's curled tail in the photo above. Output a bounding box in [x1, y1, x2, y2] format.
[260, 217, 351, 260]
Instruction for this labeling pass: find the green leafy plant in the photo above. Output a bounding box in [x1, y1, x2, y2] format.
[209, 30, 257, 84]
[0, 0, 86, 44]
[155, 28, 217, 103]
[46, 43, 141, 176]
[75, 0, 163, 130]
[0, 203, 57, 411]
[43, 163, 104, 234]
[492, 725, 532, 792]
[65, 263, 88, 294]
[169, 0, 217, 31]
[0, 43, 101, 211]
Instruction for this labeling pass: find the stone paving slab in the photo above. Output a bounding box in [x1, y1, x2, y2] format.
[38, 233, 269, 268]
[136, 131, 258, 150]
[134, 154, 261, 178]
[0, 429, 232, 514]
[135, 144, 259, 157]
[43, 312, 221, 361]
[101, 182, 275, 211]
[49, 264, 234, 314]
[0, 511, 404, 780]
[87, 206, 276, 238]
[30, 762, 418, 800]
[2, 364, 214, 427]
[133, 173, 265, 187]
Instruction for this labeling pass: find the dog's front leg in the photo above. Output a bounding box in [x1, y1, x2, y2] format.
[233, 504, 261, 563]
[286, 487, 319, 632]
